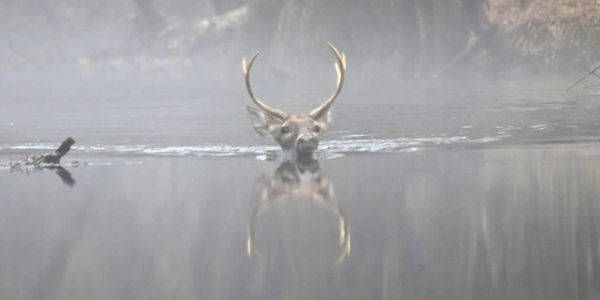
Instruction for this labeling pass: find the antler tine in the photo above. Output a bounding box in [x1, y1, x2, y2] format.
[310, 42, 347, 119]
[242, 53, 288, 120]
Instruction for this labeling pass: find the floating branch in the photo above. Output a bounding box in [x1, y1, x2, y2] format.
[566, 65, 600, 92]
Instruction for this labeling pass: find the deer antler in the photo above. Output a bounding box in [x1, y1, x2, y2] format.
[242, 53, 288, 120]
[309, 42, 347, 119]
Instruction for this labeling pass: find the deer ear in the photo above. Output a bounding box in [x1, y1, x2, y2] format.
[247, 106, 283, 136]
[313, 110, 332, 133]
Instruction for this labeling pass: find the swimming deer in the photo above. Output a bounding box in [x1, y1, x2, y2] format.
[242, 43, 347, 155]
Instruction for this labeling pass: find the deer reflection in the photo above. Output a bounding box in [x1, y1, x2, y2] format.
[247, 158, 351, 264]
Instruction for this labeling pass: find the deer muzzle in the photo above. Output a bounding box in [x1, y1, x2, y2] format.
[296, 135, 319, 154]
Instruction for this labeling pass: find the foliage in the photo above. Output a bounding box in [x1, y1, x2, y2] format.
[488, 0, 600, 69]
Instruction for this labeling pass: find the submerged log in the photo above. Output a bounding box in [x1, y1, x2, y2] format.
[51, 166, 76, 186]
[41, 137, 76, 164]
[10, 137, 76, 167]
[7, 137, 77, 187]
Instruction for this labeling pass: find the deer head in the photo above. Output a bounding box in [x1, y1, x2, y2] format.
[243, 43, 347, 155]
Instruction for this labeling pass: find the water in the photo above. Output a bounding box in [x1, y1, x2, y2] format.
[2, 79, 599, 157]
[1, 146, 600, 299]
[1, 80, 600, 299]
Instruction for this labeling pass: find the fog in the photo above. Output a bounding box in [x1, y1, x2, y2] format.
[2, 2, 600, 300]
[4, 0, 596, 148]
[0, 0, 516, 97]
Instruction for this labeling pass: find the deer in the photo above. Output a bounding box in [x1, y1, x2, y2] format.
[242, 43, 347, 156]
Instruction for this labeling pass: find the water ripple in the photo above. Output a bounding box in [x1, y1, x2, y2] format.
[0, 135, 503, 158]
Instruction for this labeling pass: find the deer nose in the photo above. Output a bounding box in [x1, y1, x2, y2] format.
[297, 135, 319, 152]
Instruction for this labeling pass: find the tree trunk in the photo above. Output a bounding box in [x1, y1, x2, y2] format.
[132, 0, 165, 33]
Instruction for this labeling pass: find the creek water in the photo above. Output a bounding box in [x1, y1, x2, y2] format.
[1, 80, 600, 299]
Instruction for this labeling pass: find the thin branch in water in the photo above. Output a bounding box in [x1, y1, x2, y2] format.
[566, 64, 600, 91]
[584, 67, 600, 81]
[583, 83, 600, 89]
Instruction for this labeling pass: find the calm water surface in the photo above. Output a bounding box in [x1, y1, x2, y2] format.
[1, 144, 600, 300]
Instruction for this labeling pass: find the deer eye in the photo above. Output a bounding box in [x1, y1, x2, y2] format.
[280, 126, 291, 134]
[312, 125, 320, 133]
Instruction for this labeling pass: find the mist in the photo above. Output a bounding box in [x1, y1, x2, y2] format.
[2, 0, 578, 97]
[4, 0, 598, 146]
[2, 2, 600, 300]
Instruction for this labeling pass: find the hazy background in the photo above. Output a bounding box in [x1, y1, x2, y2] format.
[1, 0, 600, 149]
[3, 2, 600, 299]
[2, 0, 599, 93]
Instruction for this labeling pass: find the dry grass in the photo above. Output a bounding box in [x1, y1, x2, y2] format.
[488, 0, 600, 68]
